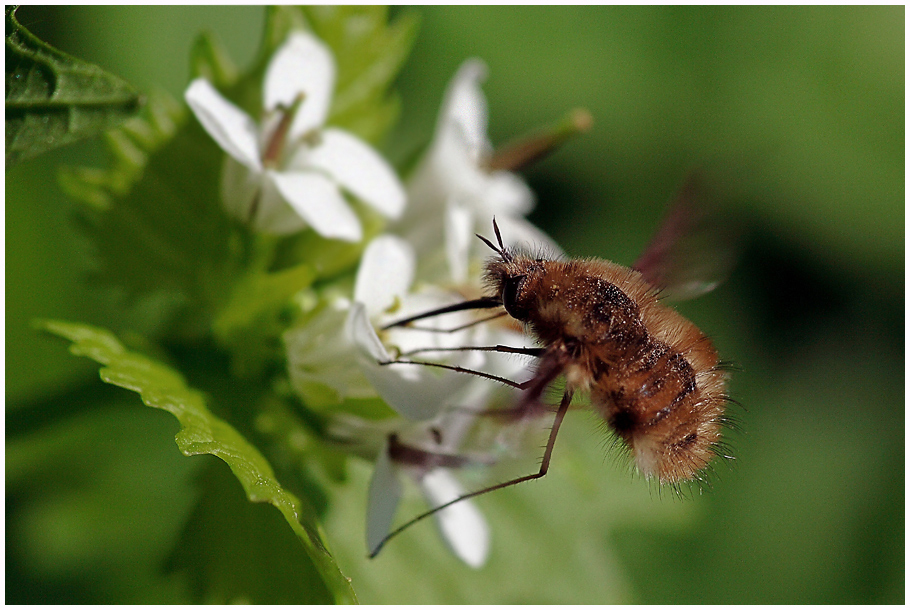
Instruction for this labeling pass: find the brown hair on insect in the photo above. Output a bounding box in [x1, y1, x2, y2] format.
[370, 177, 736, 557]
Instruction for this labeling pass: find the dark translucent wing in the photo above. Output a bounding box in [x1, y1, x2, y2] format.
[632, 174, 739, 300]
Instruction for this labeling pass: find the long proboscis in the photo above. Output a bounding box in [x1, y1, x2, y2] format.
[381, 296, 503, 330]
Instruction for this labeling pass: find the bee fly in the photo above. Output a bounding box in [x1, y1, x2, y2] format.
[369, 177, 736, 557]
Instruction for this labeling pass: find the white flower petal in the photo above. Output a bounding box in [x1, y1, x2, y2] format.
[347, 301, 393, 363]
[445, 202, 474, 284]
[437, 120, 487, 183]
[439, 59, 491, 159]
[269, 170, 362, 242]
[253, 174, 310, 234]
[286, 299, 377, 402]
[185, 78, 262, 170]
[354, 236, 416, 317]
[218, 157, 305, 235]
[362, 362, 473, 422]
[349, 303, 473, 420]
[485, 170, 535, 216]
[306, 129, 406, 220]
[219, 155, 262, 221]
[265, 31, 335, 136]
[420, 468, 490, 568]
[366, 443, 404, 556]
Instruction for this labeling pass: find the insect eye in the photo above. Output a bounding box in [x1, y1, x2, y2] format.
[502, 274, 529, 320]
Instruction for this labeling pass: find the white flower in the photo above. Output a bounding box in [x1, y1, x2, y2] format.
[367, 435, 489, 568]
[343, 234, 514, 566]
[401, 59, 559, 283]
[284, 233, 493, 412]
[284, 298, 376, 405]
[285, 226, 537, 565]
[185, 31, 405, 240]
[346, 234, 486, 421]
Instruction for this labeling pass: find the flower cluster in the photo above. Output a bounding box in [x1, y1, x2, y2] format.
[185, 32, 405, 240]
[185, 29, 568, 567]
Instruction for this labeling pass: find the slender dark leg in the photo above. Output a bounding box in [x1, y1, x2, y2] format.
[368, 387, 574, 558]
[379, 358, 533, 390]
[380, 345, 544, 390]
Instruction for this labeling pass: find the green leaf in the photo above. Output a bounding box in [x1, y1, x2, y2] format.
[37, 319, 358, 604]
[303, 6, 419, 142]
[5, 5, 142, 165]
[189, 30, 239, 89]
[212, 260, 317, 379]
[58, 88, 183, 210]
[60, 90, 244, 338]
[169, 461, 333, 604]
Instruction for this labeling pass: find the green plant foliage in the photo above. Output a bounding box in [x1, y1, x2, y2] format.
[56, 6, 420, 344]
[7, 396, 201, 604]
[212, 260, 316, 379]
[37, 320, 357, 604]
[61, 88, 244, 338]
[189, 30, 239, 90]
[168, 461, 334, 604]
[5, 6, 141, 165]
[302, 6, 419, 142]
[7, 6, 904, 605]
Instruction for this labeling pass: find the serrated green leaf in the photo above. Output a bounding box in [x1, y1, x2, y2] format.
[169, 461, 332, 604]
[37, 319, 358, 604]
[5, 6, 142, 165]
[61, 90, 245, 338]
[58, 88, 182, 211]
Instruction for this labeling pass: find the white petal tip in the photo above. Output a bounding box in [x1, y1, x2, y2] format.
[421, 469, 491, 568]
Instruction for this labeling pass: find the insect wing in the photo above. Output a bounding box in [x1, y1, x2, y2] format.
[632, 175, 738, 300]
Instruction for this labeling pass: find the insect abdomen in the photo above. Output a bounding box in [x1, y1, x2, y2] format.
[536, 260, 727, 483]
[590, 339, 726, 484]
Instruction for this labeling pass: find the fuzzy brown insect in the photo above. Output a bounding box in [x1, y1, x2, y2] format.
[369, 180, 734, 557]
[482, 233, 729, 483]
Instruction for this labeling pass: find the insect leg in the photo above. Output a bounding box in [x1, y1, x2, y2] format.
[368, 387, 573, 558]
[378, 358, 533, 390]
[379, 344, 546, 390]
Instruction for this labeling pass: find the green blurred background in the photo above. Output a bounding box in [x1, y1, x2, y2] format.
[7, 6, 903, 603]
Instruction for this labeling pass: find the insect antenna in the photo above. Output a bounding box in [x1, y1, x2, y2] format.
[475, 217, 513, 261]
[368, 386, 573, 559]
[492, 217, 507, 251]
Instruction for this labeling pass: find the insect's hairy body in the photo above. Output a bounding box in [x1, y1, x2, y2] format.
[485, 253, 727, 483]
